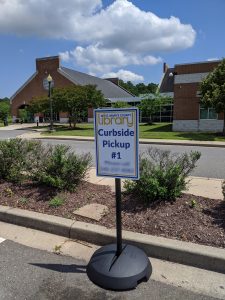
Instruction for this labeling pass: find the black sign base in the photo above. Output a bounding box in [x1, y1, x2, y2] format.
[87, 243, 152, 291]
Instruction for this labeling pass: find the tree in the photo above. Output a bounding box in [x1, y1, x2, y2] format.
[200, 58, 225, 135]
[53, 85, 105, 128]
[0, 99, 10, 126]
[112, 101, 131, 108]
[119, 80, 158, 96]
[29, 85, 106, 128]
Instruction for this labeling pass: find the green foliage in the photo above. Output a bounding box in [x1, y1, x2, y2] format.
[124, 147, 201, 203]
[4, 187, 14, 197]
[53, 85, 106, 127]
[0, 139, 42, 183]
[112, 101, 131, 108]
[49, 195, 65, 207]
[119, 80, 158, 96]
[200, 58, 225, 134]
[32, 144, 92, 191]
[19, 197, 29, 205]
[0, 99, 10, 125]
[190, 199, 197, 208]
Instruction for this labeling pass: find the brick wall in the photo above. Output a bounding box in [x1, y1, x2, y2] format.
[11, 56, 74, 118]
[173, 61, 222, 122]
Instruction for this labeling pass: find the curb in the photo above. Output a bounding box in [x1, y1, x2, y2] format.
[1, 205, 225, 274]
[20, 133, 225, 148]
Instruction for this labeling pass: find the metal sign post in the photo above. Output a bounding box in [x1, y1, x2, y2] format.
[87, 108, 152, 291]
[115, 178, 122, 257]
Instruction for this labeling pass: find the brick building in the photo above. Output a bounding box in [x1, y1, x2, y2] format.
[10, 56, 133, 123]
[159, 60, 223, 132]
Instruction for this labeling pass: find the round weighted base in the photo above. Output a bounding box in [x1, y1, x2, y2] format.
[87, 243, 152, 291]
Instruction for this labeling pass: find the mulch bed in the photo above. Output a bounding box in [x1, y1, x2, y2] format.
[0, 180, 225, 249]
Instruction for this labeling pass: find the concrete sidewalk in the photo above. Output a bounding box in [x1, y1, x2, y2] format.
[86, 168, 224, 200]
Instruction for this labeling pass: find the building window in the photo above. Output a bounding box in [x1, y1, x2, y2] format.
[200, 105, 217, 119]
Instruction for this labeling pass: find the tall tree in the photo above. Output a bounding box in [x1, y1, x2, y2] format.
[29, 85, 106, 128]
[119, 80, 158, 96]
[0, 99, 10, 126]
[200, 59, 225, 135]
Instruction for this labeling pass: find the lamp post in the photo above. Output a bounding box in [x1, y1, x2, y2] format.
[47, 74, 54, 131]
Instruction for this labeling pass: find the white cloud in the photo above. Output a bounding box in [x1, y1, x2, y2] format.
[59, 51, 70, 62]
[0, 0, 196, 77]
[0, 0, 196, 53]
[65, 44, 162, 73]
[102, 69, 144, 82]
[207, 57, 220, 61]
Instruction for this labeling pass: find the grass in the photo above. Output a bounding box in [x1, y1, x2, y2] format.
[41, 122, 225, 142]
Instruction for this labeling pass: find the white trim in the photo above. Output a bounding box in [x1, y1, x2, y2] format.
[174, 73, 209, 84]
[10, 72, 38, 101]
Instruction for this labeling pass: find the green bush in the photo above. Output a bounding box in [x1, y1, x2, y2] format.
[124, 147, 201, 203]
[32, 144, 92, 191]
[0, 139, 42, 183]
[49, 195, 65, 207]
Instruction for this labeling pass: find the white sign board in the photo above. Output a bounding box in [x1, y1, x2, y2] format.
[94, 108, 139, 179]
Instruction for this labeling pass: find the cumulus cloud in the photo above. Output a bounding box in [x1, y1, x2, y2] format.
[65, 44, 162, 73]
[0, 0, 196, 80]
[0, 0, 196, 52]
[102, 70, 144, 82]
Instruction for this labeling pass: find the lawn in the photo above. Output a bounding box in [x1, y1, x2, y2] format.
[42, 122, 225, 141]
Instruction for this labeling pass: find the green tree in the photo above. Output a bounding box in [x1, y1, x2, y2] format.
[200, 58, 225, 134]
[28, 95, 50, 115]
[0, 99, 10, 126]
[112, 101, 131, 108]
[28, 85, 106, 128]
[119, 80, 158, 96]
[53, 85, 105, 128]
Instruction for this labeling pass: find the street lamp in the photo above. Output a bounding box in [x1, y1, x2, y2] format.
[47, 74, 54, 131]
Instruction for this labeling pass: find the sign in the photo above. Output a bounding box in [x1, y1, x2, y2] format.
[43, 78, 54, 90]
[94, 108, 139, 179]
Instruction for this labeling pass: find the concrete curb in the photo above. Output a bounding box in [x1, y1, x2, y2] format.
[21, 133, 225, 148]
[1, 205, 225, 274]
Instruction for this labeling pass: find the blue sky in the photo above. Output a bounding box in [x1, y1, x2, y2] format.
[0, 0, 224, 98]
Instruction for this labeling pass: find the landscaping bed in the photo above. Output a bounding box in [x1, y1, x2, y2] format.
[0, 180, 225, 249]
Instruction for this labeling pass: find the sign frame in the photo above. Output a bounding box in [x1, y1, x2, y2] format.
[94, 107, 139, 180]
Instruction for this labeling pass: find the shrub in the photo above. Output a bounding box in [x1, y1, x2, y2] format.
[49, 195, 65, 207]
[124, 147, 201, 203]
[32, 144, 92, 191]
[0, 139, 42, 183]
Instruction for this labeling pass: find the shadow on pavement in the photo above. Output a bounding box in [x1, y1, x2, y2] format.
[30, 263, 87, 273]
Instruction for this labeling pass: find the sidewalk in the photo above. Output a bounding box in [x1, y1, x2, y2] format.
[86, 168, 224, 200]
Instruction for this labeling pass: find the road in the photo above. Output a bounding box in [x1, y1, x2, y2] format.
[0, 129, 225, 179]
[0, 236, 220, 300]
[40, 139, 225, 179]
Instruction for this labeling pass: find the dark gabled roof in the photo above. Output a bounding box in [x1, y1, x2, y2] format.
[159, 68, 174, 93]
[59, 67, 133, 99]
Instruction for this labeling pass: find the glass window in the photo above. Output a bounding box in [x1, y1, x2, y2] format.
[200, 105, 217, 120]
